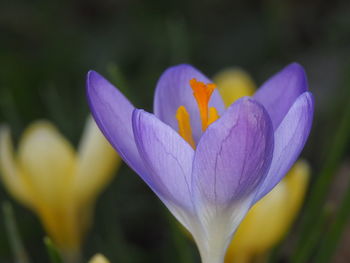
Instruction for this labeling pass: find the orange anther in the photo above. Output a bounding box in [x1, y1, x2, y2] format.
[190, 78, 217, 131]
[176, 106, 196, 149]
[208, 107, 220, 126]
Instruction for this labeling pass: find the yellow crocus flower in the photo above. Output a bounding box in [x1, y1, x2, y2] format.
[0, 117, 121, 262]
[225, 161, 309, 263]
[89, 253, 110, 263]
[214, 68, 310, 263]
[214, 68, 256, 107]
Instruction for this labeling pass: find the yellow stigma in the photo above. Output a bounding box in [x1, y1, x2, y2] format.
[190, 78, 217, 131]
[176, 106, 196, 149]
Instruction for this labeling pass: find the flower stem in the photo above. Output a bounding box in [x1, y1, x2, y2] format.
[199, 248, 225, 263]
[201, 256, 224, 263]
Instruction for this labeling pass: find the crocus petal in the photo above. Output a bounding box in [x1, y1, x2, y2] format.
[193, 98, 274, 205]
[254, 92, 314, 202]
[191, 98, 274, 262]
[17, 121, 76, 207]
[254, 63, 308, 130]
[0, 126, 35, 208]
[154, 64, 225, 142]
[86, 70, 147, 176]
[89, 254, 110, 263]
[75, 116, 121, 204]
[132, 109, 195, 228]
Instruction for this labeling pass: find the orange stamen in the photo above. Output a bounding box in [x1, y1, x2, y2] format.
[208, 107, 220, 126]
[176, 106, 196, 149]
[190, 78, 217, 131]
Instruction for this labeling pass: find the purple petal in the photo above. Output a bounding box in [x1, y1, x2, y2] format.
[153, 64, 225, 142]
[86, 70, 147, 176]
[192, 98, 274, 206]
[132, 109, 195, 212]
[254, 63, 308, 130]
[254, 91, 314, 202]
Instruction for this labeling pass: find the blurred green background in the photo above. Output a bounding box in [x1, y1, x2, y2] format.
[1, 0, 350, 262]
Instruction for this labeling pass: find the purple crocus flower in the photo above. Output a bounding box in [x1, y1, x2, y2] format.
[86, 63, 314, 263]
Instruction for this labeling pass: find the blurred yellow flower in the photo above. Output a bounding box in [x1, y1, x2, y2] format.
[89, 253, 110, 263]
[225, 161, 309, 263]
[213, 68, 255, 107]
[213, 68, 310, 263]
[0, 117, 121, 260]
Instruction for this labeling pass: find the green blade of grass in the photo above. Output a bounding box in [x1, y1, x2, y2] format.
[44, 237, 63, 263]
[2, 202, 30, 263]
[313, 179, 350, 263]
[292, 91, 350, 263]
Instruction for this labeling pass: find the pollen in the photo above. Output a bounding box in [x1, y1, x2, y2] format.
[176, 106, 196, 149]
[190, 78, 217, 131]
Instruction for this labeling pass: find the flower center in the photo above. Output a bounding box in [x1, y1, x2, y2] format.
[176, 78, 219, 148]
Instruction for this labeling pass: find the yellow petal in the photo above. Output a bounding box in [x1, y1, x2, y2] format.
[225, 181, 289, 263]
[225, 161, 310, 263]
[213, 68, 256, 107]
[0, 126, 35, 208]
[284, 160, 310, 226]
[89, 253, 110, 263]
[1, 122, 82, 251]
[17, 121, 76, 208]
[38, 205, 82, 254]
[74, 116, 120, 205]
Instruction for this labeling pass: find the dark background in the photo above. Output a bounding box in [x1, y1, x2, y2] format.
[1, 0, 350, 262]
